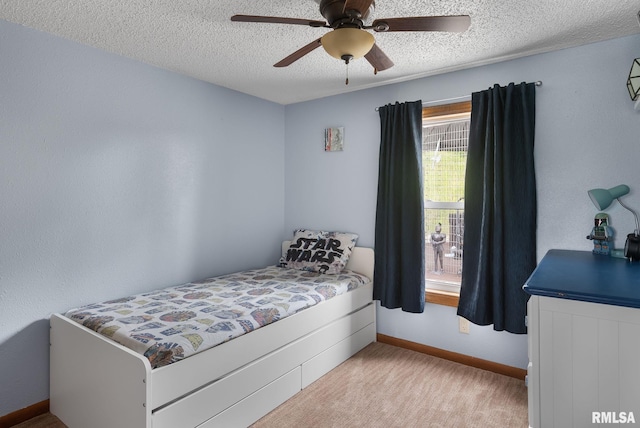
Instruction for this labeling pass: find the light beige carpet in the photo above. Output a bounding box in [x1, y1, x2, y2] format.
[11, 413, 64, 428]
[16, 342, 527, 428]
[251, 342, 528, 428]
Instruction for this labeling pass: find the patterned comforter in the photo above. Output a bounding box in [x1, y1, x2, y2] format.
[65, 266, 370, 368]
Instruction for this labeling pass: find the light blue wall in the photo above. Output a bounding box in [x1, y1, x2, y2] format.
[284, 34, 640, 370]
[0, 19, 285, 416]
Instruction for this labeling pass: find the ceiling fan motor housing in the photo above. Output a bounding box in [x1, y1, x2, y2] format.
[319, 0, 375, 28]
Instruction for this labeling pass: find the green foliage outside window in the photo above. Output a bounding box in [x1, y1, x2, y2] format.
[423, 150, 466, 202]
[423, 150, 466, 238]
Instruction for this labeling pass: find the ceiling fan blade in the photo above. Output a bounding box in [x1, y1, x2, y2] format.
[231, 15, 327, 28]
[372, 15, 471, 32]
[365, 44, 394, 72]
[343, 0, 374, 15]
[274, 38, 323, 67]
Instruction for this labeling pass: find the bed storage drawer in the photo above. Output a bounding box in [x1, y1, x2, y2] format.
[302, 320, 375, 388]
[152, 302, 374, 428]
[199, 367, 301, 428]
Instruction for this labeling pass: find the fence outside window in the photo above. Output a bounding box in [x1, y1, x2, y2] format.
[423, 118, 469, 290]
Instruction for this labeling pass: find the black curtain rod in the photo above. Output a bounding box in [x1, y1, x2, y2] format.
[375, 81, 543, 111]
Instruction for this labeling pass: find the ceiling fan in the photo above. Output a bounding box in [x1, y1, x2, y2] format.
[231, 0, 470, 76]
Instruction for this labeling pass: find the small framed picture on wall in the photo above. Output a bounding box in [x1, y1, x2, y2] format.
[325, 127, 344, 152]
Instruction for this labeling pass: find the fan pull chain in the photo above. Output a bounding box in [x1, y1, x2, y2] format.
[345, 62, 349, 85]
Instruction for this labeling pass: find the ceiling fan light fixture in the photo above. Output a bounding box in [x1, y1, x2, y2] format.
[321, 28, 374, 61]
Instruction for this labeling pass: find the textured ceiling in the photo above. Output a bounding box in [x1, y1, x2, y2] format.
[1, 0, 639, 104]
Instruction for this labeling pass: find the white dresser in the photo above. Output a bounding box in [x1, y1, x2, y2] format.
[524, 250, 640, 428]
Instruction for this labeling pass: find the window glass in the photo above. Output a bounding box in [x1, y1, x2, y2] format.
[423, 103, 470, 293]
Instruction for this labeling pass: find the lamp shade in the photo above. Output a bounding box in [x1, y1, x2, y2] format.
[628, 58, 640, 101]
[321, 28, 375, 60]
[588, 184, 631, 210]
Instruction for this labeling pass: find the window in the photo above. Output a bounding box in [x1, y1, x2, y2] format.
[422, 101, 471, 306]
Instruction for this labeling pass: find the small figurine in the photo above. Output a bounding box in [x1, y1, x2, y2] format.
[431, 223, 446, 273]
[586, 212, 614, 255]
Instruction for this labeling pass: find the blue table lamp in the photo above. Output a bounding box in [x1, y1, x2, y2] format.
[588, 184, 640, 260]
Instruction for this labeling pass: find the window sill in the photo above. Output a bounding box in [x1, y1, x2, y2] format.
[425, 289, 459, 308]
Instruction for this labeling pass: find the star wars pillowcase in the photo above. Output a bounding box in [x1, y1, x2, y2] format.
[279, 229, 358, 274]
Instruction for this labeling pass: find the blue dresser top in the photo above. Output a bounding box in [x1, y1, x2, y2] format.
[523, 249, 640, 308]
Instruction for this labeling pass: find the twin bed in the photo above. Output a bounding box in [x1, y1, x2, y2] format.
[50, 232, 375, 428]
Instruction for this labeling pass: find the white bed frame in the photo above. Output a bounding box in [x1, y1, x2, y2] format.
[50, 243, 375, 428]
